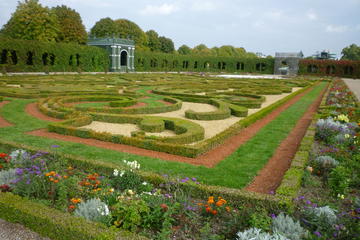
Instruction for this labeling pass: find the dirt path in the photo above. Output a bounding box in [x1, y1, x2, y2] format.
[0, 219, 50, 240]
[246, 84, 327, 194]
[27, 86, 316, 168]
[0, 101, 13, 127]
[25, 103, 62, 122]
[342, 78, 360, 101]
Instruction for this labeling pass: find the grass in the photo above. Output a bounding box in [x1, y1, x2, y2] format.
[0, 82, 326, 189]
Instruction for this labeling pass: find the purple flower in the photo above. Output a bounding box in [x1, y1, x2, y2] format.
[312, 203, 318, 208]
[15, 168, 24, 175]
[51, 145, 60, 148]
[164, 193, 172, 198]
[269, 190, 275, 195]
[10, 178, 22, 184]
[314, 231, 322, 237]
[26, 179, 31, 185]
[270, 213, 277, 219]
[35, 171, 41, 175]
[306, 200, 312, 205]
[191, 177, 197, 182]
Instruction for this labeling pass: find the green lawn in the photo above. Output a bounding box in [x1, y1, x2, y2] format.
[0, 82, 326, 189]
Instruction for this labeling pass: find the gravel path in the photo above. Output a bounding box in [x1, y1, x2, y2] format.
[0, 219, 51, 240]
[343, 78, 360, 101]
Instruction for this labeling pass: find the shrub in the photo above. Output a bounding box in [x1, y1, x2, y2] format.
[313, 155, 339, 176]
[236, 228, 289, 240]
[272, 213, 307, 240]
[315, 118, 350, 143]
[305, 206, 337, 227]
[0, 168, 17, 185]
[328, 165, 350, 196]
[74, 198, 111, 224]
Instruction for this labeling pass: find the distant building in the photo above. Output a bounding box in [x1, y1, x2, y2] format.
[312, 50, 336, 60]
[88, 37, 135, 72]
[256, 52, 266, 58]
[274, 51, 303, 75]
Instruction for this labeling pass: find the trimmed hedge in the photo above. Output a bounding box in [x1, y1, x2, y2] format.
[139, 118, 164, 132]
[0, 37, 109, 73]
[185, 99, 231, 120]
[299, 59, 360, 78]
[135, 50, 275, 74]
[0, 192, 147, 240]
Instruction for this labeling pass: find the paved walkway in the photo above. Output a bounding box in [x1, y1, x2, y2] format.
[343, 78, 360, 101]
[0, 219, 50, 240]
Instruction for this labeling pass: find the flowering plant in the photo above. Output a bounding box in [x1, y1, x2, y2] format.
[198, 196, 231, 216]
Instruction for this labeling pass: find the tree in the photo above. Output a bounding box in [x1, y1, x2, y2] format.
[192, 44, 212, 55]
[146, 30, 161, 51]
[341, 44, 360, 61]
[159, 36, 175, 53]
[114, 19, 147, 47]
[52, 5, 87, 44]
[178, 45, 192, 55]
[0, 0, 59, 42]
[90, 17, 117, 38]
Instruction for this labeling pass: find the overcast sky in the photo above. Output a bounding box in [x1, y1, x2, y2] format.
[1, 0, 359, 57]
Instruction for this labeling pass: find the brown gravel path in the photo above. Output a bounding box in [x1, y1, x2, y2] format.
[27, 86, 315, 168]
[25, 102, 62, 122]
[0, 219, 51, 240]
[0, 101, 13, 127]
[246, 84, 327, 194]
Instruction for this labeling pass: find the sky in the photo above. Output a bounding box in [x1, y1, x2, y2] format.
[0, 0, 359, 58]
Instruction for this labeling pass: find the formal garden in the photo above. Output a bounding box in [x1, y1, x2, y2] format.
[0, 72, 358, 240]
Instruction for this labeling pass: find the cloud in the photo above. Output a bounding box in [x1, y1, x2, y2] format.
[265, 9, 284, 20]
[139, 3, 179, 16]
[306, 9, 318, 21]
[325, 24, 349, 33]
[191, 1, 216, 11]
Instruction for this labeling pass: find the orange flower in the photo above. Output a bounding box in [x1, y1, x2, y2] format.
[49, 178, 54, 182]
[216, 201, 224, 207]
[207, 196, 215, 204]
[225, 206, 231, 212]
[212, 210, 218, 215]
[54, 179, 59, 183]
[68, 205, 75, 210]
[63, 175, 68, 179]
[70, 198, 81, 204]
[205, 207, 212, 213]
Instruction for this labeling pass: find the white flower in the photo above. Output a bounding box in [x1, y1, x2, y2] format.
[142, 182, 147, 185]
[337, 194, 345, 199]
[119, 170, 125, 177]
[344, 134, 350, 139]
[97, 204, 110, 216]
[127, 189, 134, 195]
[113, 169, 119, 176]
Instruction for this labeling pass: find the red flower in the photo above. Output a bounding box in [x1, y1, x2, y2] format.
[160, 203, 168, 212]
[0, 184, 11, 192]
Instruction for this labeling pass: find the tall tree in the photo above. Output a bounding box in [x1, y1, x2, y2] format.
[90, 17, 117, 38]
[52, 5, 87, 44]
[0, 0, 59, 42]
[159, 36, 175, 53]
[192, 44, 212, 55]
[146, 30, 161, 51]
[114, 19, 147, 47]
[341, 44, 360, 61]
[178, 45, 192, 55]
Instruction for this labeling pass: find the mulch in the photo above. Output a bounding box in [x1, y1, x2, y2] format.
[25, 85, 325, 193]
[0, 101, 13, 127]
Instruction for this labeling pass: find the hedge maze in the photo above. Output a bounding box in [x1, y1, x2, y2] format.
[0, 73, 316, 157]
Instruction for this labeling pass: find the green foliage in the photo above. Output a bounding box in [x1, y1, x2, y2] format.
[89, 18, 117, 38]
[1, 0, 59, 42]
[0, 37, 109, 72]
[145, 30, 161, 52]
[249, 210, 272, 231]
[341, 43, 360, 61]
[112, 197, 150, 232]
[178, 45, 192, 55]
[52, 5, 87, 44]
[328, 165, 350, 196]
[158, 36, 175, 53]
[114, 19, 147, 48]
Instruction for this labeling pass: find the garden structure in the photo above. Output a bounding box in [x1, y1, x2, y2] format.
[274, 52, 303, 76]
[87, 37, 135, 72]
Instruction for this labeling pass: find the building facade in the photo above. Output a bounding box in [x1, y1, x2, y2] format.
[88, 38, 135, 72]
[274, 52, 303, 75]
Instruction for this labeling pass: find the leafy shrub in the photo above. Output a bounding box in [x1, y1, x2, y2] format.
[328, 165, 350, 196]
[305, 206, 337, 227]
[315, 118, 350, 143]
[74, 198, 111, 224]
[248, 210, 272, 231]
[313, 155, 339, 177]
[0, 168, 17, 185]
[272, 213, 307, 240]
[236, 228, 289, 240]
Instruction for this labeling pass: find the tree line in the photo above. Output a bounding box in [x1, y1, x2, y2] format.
[1, 0, 359, 60]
